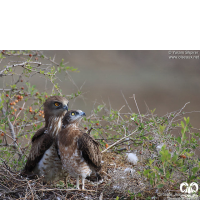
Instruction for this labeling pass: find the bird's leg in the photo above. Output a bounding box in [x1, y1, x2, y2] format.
[82, 177, 85, 190]
[76, 175, 79, 189]
[64, 174, 69, 188]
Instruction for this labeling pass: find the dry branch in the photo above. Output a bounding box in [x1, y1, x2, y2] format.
[0, 94, 22, 157]
[101, 128, 139, 153]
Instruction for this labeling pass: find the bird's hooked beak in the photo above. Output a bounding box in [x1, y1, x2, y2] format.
[80, 111, 86, 117]
[63, 105, 68, 111]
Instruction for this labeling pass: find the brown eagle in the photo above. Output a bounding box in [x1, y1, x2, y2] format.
[57, 110, 102, 190]
[22, 96, 69, 182]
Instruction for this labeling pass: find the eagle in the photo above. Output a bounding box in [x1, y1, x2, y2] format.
[22, 96, 69, 183]
[57, 110, 102, 190]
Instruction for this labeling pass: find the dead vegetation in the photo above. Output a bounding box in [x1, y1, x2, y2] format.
[0, 148, 194, 200]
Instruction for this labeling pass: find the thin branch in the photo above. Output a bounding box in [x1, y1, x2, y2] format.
[165, 102, 190, 134]
[101, 128, 139, 153]
[13, 102, 26, 125]
[121, 90, 133, 113]
[0, 94, 22, 156]
[130, 94, 142, 122]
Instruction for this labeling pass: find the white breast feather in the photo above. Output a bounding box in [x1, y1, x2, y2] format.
[35, 144, 63, 182]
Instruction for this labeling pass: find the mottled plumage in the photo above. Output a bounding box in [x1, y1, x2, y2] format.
[58, 110, 102, 189]
[22, 96, 69, 182]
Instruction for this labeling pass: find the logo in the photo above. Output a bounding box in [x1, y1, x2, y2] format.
[180, 182, 198, 199]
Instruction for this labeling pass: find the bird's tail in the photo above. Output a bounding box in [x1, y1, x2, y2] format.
[86, 172, 102, 182]
[20, 169, 38, 179]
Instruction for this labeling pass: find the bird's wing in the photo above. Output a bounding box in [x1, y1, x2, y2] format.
[31, 127, 46, 142]
[23, 128, 53, 173]
[77, 132, 102, 171]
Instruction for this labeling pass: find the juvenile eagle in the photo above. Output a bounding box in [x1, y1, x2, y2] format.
[22, 96, 69, 182]
[58, 110, 102, 190]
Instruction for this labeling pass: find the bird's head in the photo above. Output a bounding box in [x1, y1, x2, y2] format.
[44, 96, 69, 122]
[62, 110, 86, 127]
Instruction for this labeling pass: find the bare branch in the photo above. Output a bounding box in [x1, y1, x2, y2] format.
[130, 94, 142, 122]
[101, 128, 139, 153]
[121, 90, 133, 113]
[165, 102, 190, 134]
[0, 94, 22, 156]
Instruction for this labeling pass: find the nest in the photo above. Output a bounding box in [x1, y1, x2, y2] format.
[0, 151, 184, 200]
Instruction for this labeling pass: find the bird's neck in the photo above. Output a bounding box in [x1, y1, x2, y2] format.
[62, 122, 80, 131]
[67, 123, 79, 130]
[46, 116, 63, 138]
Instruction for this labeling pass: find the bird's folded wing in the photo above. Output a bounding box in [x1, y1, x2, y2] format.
[31, 127, 46, 142]
[23, 128, 53, 172]
[78, 132, 102, 171]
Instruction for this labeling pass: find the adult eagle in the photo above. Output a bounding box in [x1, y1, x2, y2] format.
[22, 96, 69, 182]
[57, 110, 102, 190]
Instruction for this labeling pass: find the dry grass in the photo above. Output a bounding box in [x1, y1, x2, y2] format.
[0, 150, 188, 200]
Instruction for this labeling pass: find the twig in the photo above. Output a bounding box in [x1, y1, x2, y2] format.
[121, 90, 133, 113]
[130, 94, 142, 122]
[115, 147, 128, 152]
[165, 102, 190, 134]
[37, 188, 96, 192]
[117, 105, 125, 124]
[0, 94, 23, 157]
[13, 102, 25, 125]
[27, 181, 34, 199]
[101, 128, 139, 153]
[87, 127, 93, 135]
[101, 171, 111, 179]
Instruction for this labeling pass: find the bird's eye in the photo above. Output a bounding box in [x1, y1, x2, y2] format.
[71, 112, 75, 116]
[54, 102, 60, 107]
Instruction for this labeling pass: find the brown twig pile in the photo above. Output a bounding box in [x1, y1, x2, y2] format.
[0, 149, 186, 200]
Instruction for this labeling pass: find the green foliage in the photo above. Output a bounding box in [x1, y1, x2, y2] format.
[141, 116, 199, 189]
[0, 51, 81, 170]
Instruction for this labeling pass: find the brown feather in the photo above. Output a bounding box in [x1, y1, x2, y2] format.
[78, 132, 102, 171]
[22, 96, 69, 179]
[44, 96, 69, 125]
[31, 127, 46, 142]
[23, 128, 53, 173]
[58, 110, 102, 189]
[58, 122, 102, 172]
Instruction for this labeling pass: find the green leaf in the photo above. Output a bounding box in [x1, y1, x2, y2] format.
[181, 121, 185, 128]
[40, 69, 44, 74]
[159, 125, 166, 134]
[151, 108, 156, 114]
[157, 184, 164, 188]
[159, 168, 164, 174]
[186, 117, 190, 123]
[177, 136, 181, 144]
[172, 154, 178, 162]
[137, 171, 141, 175]
[166, 171, 170, 179]
[149, 159, 155, 165]
[192, 167, 199, 175]
[143, 169, 150, 176]
[182, 132, 186, 140]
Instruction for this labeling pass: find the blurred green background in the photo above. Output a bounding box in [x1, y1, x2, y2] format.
[42, 50, 200, 129]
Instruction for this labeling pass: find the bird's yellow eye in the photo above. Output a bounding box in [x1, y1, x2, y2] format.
[54, 102, 60, 107]
[71, 112, 75, 116]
